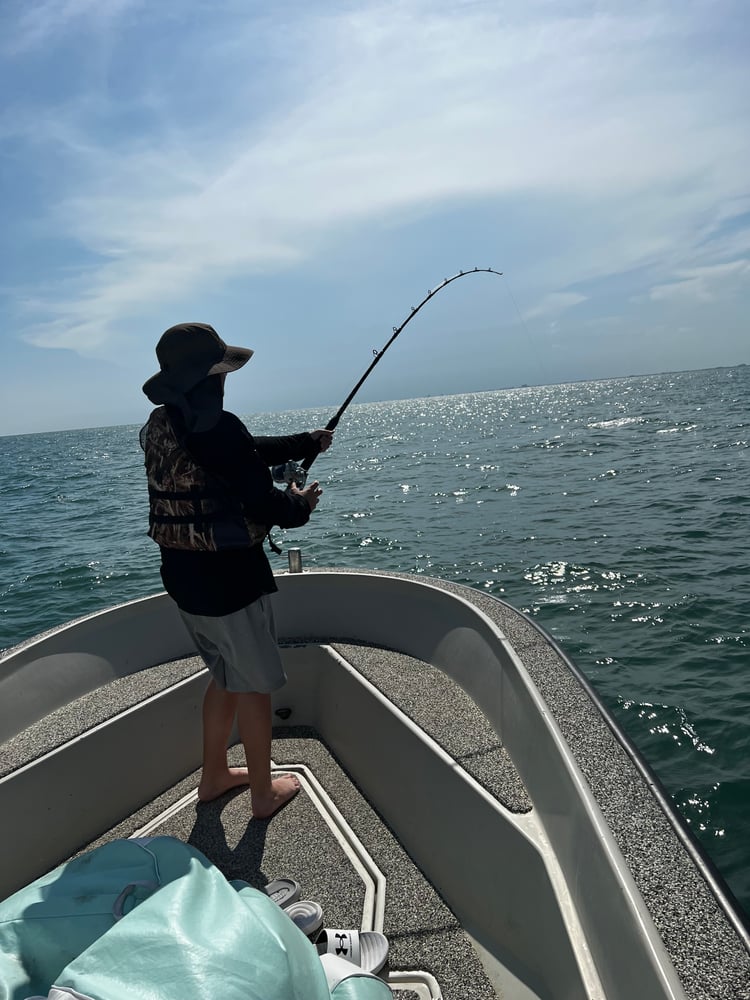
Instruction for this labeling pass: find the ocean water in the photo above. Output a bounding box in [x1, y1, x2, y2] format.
[1, 365, 748, 911]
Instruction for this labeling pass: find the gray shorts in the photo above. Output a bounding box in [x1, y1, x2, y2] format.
[179, 595, 287, 693]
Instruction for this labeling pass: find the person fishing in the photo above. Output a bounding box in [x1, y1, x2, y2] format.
[140, 323, 333, 819]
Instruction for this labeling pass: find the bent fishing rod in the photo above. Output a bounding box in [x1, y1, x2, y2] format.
[273, 267, 503, 489]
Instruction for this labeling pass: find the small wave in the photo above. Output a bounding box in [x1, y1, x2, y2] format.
[657, 423, 698, 434]
[715, 494, 750, 507]
[618, 700, 716, 756]
[587, 416, 644, 429]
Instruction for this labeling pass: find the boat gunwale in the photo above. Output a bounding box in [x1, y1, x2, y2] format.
[472, 582, 750, 952]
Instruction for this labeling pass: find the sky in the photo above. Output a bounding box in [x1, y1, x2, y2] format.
[0, 0, 748, 436]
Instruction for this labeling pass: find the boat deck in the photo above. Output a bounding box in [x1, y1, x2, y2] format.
[81, 726, 505, 999]
[9, 646, 520, 998]
[3, 571, 750, 999]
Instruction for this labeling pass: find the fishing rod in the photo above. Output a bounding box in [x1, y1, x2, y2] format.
[273, 267, 503, 488]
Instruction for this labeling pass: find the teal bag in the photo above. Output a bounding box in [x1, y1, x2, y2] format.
[0, 837, 331, 1000]
[49, 855, 330, 1000]
[0, 838, 172, 999]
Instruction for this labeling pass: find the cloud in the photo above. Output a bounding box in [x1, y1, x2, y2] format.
[2, 0, 749, 354]
[3, 0, 142, 55]
[523, 292, 587, 320]
[649, 258, 750, 303]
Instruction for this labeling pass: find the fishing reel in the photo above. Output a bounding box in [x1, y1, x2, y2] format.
[272, 461, 308, 489]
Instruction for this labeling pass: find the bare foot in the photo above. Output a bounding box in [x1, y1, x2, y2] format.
[251, 774, 301, 820]
[198, 766, 250, 802]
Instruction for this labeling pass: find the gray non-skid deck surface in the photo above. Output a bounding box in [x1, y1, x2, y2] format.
[329, 643, 531, 814]
[0, 655, 206, 779]
[80, 730, 496, 1000]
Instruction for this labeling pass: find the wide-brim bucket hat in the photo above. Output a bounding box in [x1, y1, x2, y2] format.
[142, 323, 253, 400]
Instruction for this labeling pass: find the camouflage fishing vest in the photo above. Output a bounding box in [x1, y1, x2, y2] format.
[141, 407, 268, 552]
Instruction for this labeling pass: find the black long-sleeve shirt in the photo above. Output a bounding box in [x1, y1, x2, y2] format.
[159, 410, 319, 615]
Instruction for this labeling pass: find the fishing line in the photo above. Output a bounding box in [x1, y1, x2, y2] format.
[500, 277, 551, 390]
[503, 279, 530, 340]
[499, 276, 546, 387]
